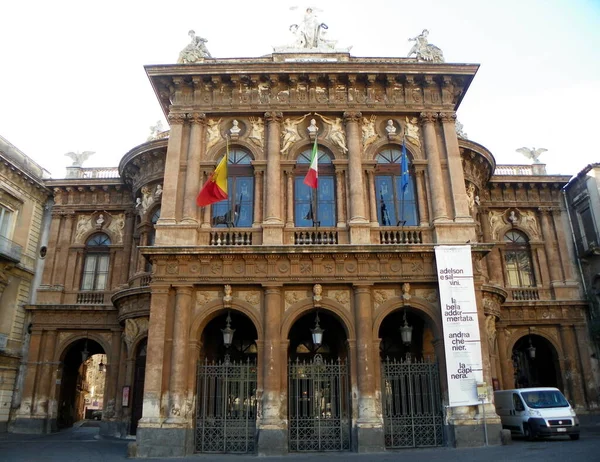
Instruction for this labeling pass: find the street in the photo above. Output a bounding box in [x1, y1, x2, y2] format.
[1, 417, 599, 462]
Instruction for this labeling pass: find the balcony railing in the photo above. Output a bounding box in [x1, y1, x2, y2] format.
[0, 235, 22, 263]
[294, 229, 339, 245]
[494, 164, 547, 176]
[379, 228, 423, 244]
[77, 291, 108, 305]
[510, 288, 540, 301]
[209, 230, 254, 246]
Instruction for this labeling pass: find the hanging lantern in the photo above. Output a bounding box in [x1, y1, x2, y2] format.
[527, 336, 536, 359]
[221, 313, 235, 348]
[99, 358, 105, 372]
[400, 310, 413, 346]
[311, 313, 325, 349]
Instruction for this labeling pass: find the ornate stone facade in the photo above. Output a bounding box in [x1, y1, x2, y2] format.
[8, 37, 598, 458]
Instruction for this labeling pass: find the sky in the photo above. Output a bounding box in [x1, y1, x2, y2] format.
[1, 0, 599, 179]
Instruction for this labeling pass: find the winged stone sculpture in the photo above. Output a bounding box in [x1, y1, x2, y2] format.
[516, 147, 547, 164]
[65, 151, 95, 167]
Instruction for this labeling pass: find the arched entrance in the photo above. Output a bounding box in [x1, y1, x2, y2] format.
[130, 338, 147, 435]
[195, 311, 258, 454]
[287, 310, 351, 452]
[379, 308, 443, 448]
[512, 333, 562, 389]
[57, 338, 106, 429]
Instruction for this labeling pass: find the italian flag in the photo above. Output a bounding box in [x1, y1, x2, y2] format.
[303, 136, 318, 189]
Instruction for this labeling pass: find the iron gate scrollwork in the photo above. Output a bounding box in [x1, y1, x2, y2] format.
[382, 357, 443, 448]
[195, 358, 257, 453]
[288, 355, 351, 452]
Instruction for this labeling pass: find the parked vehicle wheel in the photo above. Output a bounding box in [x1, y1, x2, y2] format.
[523, 423, 535, 441]
[569, 434, 580, 440]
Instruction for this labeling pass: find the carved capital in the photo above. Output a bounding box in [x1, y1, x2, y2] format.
[167, 112, 187, 125]
[438, 112, 457, 123]
[343, 111, 362, 123]
[419, 112, 438, 124]
[264, 111, 283, 123]
[188, 112, 207, 125]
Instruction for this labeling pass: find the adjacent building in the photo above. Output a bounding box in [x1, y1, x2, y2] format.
[0, 136, 51, 432]
[9, 15, 599, 457]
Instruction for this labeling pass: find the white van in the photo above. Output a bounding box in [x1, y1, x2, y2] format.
[494, 387, 579, 440]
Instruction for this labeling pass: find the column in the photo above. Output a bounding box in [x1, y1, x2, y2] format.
[551, 208, 575, 281]
[420, 112, 448, 221]
[264, 112, 283, 225]
[439, 112, 471, 221]
[103, 330, 123, 421]
[54, 212, 75, 288]
[335, 168, 347, 227]
[34, 330, 57, 417]
[285, 169, 294, 227]
[139, 285, 170, 424]
[158, 113, 186, 224]
[41, 210, 62, 286]
[366, 169, 378, 226]
[353, 284, 384, 452]
[120, 211, 136, 286]
[258, 284, 286, 456]
[252, 169, 264, 227]
[539, 208, 562, 284]
[480, 207, 503, 284]
[166, 286, 193, 423]
[414, 167, 429, 226]
[182, 113, 206, 223]
[343, 111, 368, 224]
[496, 327, 513, 389]
[559, 325, 585, 409]
[574, 324, 599, 407]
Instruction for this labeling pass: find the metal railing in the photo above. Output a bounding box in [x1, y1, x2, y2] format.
[0, 235, 22, 262]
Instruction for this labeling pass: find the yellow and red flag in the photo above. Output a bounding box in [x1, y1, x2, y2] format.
[196, 155, 228, 207]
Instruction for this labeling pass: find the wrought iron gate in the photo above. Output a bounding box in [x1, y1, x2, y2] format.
[382, 357, 443, 448]
[195, 359, 257, 453]
[288, 355, 351, 452]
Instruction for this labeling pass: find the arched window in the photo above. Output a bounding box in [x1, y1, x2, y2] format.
[504, 230, 535, 287]
[375, 148, 418, 226]
[212, 148, 254, 228]
[294, 146, 335, 227]
[81, 233, 111, 291]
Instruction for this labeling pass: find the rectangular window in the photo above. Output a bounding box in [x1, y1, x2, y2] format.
[81, 254, 110, 290]
[212, 177, 254, 228]
[295, 176, 335, 227]
[0, 206, 14, 238]
[578, 206, 597, 250]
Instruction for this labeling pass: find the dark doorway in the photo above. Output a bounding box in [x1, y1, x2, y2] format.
[57, 338, 105, 429]
[287, 310, 351, 452]
[378, 308, 443, 448]
[130, 338, 147, 435]
[195, 311, 258, 454]
[512, 334, 562, 389]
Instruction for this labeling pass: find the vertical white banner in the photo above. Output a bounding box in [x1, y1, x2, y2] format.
[435, 245, 483, 407]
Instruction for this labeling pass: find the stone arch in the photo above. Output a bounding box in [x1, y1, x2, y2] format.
[373, 295, 443, 341]
[281, 297, 355, 342]
[55, 331, 110, 363]
[505, 327, 563, 359]
[367, 141, 421, 162]
[189, 298, 263, 343]
[290, 140, 337, 162]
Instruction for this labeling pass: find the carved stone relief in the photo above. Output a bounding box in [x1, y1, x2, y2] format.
[327, 290, 350, 309]
[123, 317, 149, 352]
[373, 289, 396, 309]
[195, 291, 217, 308]
[284, 290, 306, 311]
[237, 291, 260, 307]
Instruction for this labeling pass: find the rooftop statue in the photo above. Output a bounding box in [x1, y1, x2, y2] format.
[274, 6, 351, 53]
[516, 147, 547, 164]
[65, 151, 95, 167]
[407, 29, 444, 63]
[177, 30, 212, 64]
[147, 120, 169, 141]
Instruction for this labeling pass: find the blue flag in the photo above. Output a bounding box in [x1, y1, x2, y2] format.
[400, 140, 409, 193]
